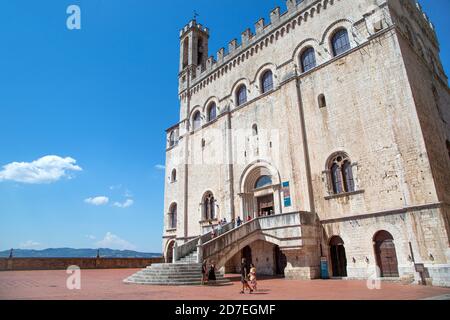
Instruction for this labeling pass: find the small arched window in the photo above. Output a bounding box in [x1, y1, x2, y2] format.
[328, 153, 355, 194]
[331, 29, 350, 57]
[318, 94, 326, 108]
[169, 131, 176, 147]
[207, 103, 217, 122]
[169, 204, 177, 229]
[203, 192, 215, 220]
[300, 47, 316, 73]
[236, 85, 247, 106]
[255, 175, 272, 189]
[171, 169, 177, 183]
[192, 111, 201, 131]
[252, 124, 258, 136]
[261, 70, 274, 93]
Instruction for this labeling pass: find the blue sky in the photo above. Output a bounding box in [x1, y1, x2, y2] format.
[0, 0, 449, 253]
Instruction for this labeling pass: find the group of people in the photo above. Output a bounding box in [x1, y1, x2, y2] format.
[201, 258, 258, 293]
[240, 258, 257, 294]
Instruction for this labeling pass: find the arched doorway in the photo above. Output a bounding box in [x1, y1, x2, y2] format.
[241, 246, 252, 272]
[166, 240, 175, 263]
[329, 236, 347, 277]
[274, 245, 287, 276]
[240, 162, 281, 219]
[374, 231, 399, 277]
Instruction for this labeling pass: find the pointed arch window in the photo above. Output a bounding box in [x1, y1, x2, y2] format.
[261, 70, 274, 93]
[331, 29, 350, 57]
[203, 192, 216, 220]
[236, 85, 247, 106]
[300, 47, 316, 73]
[328, 153, 355, 194]
[207, 103, 217, 122]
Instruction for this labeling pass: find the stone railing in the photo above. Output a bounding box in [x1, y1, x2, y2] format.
[199, 211, 314, 265]
[0, 257, 163, 271]
[174, 222, 234, 261]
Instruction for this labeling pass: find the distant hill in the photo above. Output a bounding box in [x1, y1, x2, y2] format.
[0, 248, 161, 258]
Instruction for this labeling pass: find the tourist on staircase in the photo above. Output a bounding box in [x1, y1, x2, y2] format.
[201, 260, 208, 285]
[208, 261, 216, 285]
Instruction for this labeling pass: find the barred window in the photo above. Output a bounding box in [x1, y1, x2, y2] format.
[207, 103, 217, 122]
[331, 29, 350, 56]
[261, 70, 273, 93]
[236, 85, 247, 106]
[300, 47, 316, 72]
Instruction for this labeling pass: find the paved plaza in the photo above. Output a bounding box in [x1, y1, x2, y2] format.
[0, 269, 449, 300]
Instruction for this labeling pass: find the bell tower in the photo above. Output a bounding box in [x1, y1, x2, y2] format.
[179, 20, 209, 81]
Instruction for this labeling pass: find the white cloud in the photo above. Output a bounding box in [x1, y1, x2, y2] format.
[0, 155, 82, 184]
[85, 235, 96, 240]
[109, 184, 122, 190]
[113, 199, 134, 208]
[85, 196, 109, 206]
[95, 232, 136, 250]
[19, 240, 42, 249]
[154, 164, 165, 171]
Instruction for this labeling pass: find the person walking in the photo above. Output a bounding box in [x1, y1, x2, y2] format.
[201, 260, 208, 285]
[239, 258, 253, 294]
[249, 263, 257, 291]
[247, 215, 252, 222]
[237, 216, 242, 227]
[208, 261, 217, 285]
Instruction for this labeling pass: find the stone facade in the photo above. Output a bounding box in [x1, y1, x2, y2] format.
[162, 0, 450, 287]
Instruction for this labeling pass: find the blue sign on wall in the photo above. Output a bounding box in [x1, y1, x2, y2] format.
[320, 257, 329, 279]
[282, 181, 292, 207]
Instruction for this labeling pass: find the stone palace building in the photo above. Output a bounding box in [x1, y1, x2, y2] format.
[158, 0, 450, 287]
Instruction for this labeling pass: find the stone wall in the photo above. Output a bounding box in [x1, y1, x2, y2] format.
[0, 257, 163, 271]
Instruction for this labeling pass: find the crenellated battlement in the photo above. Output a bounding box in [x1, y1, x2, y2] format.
[181, 0, 322, 90]
[180, 19, 209, 38]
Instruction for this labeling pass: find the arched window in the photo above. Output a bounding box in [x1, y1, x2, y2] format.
[236, 85, 247, 106]
[331, 29, 350, 57]
[328, 153, 355, 194]
[169, 204, 177, 229]
[318, 94, 327, 108]
[252, 124, 258, 136]
[203, 192, 215, 220]
[169, 131, 176, 147]
[255, 175, 272, 189]
[207, 103, 217, 122]
[171, 169, 177, 183]
[261, 70, 274, 93]
[300, 47, 316, 73]
[192, 111, 201, 130]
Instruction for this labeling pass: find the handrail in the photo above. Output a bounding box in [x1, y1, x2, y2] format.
[175, 222, 234, 260]
[202, 211, 310, 247]
[200, 211, 312, 260]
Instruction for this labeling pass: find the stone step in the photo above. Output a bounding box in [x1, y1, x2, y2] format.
[130, 273, 226, 280]
[124, 279, 230, 286]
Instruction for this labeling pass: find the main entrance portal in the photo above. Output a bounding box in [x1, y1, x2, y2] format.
[257, 194, 274, 217]
[240, 162, 282, 219]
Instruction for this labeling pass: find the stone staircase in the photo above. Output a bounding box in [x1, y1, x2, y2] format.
[125, 223, 237, 286]
[123, 262, 230, 286]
